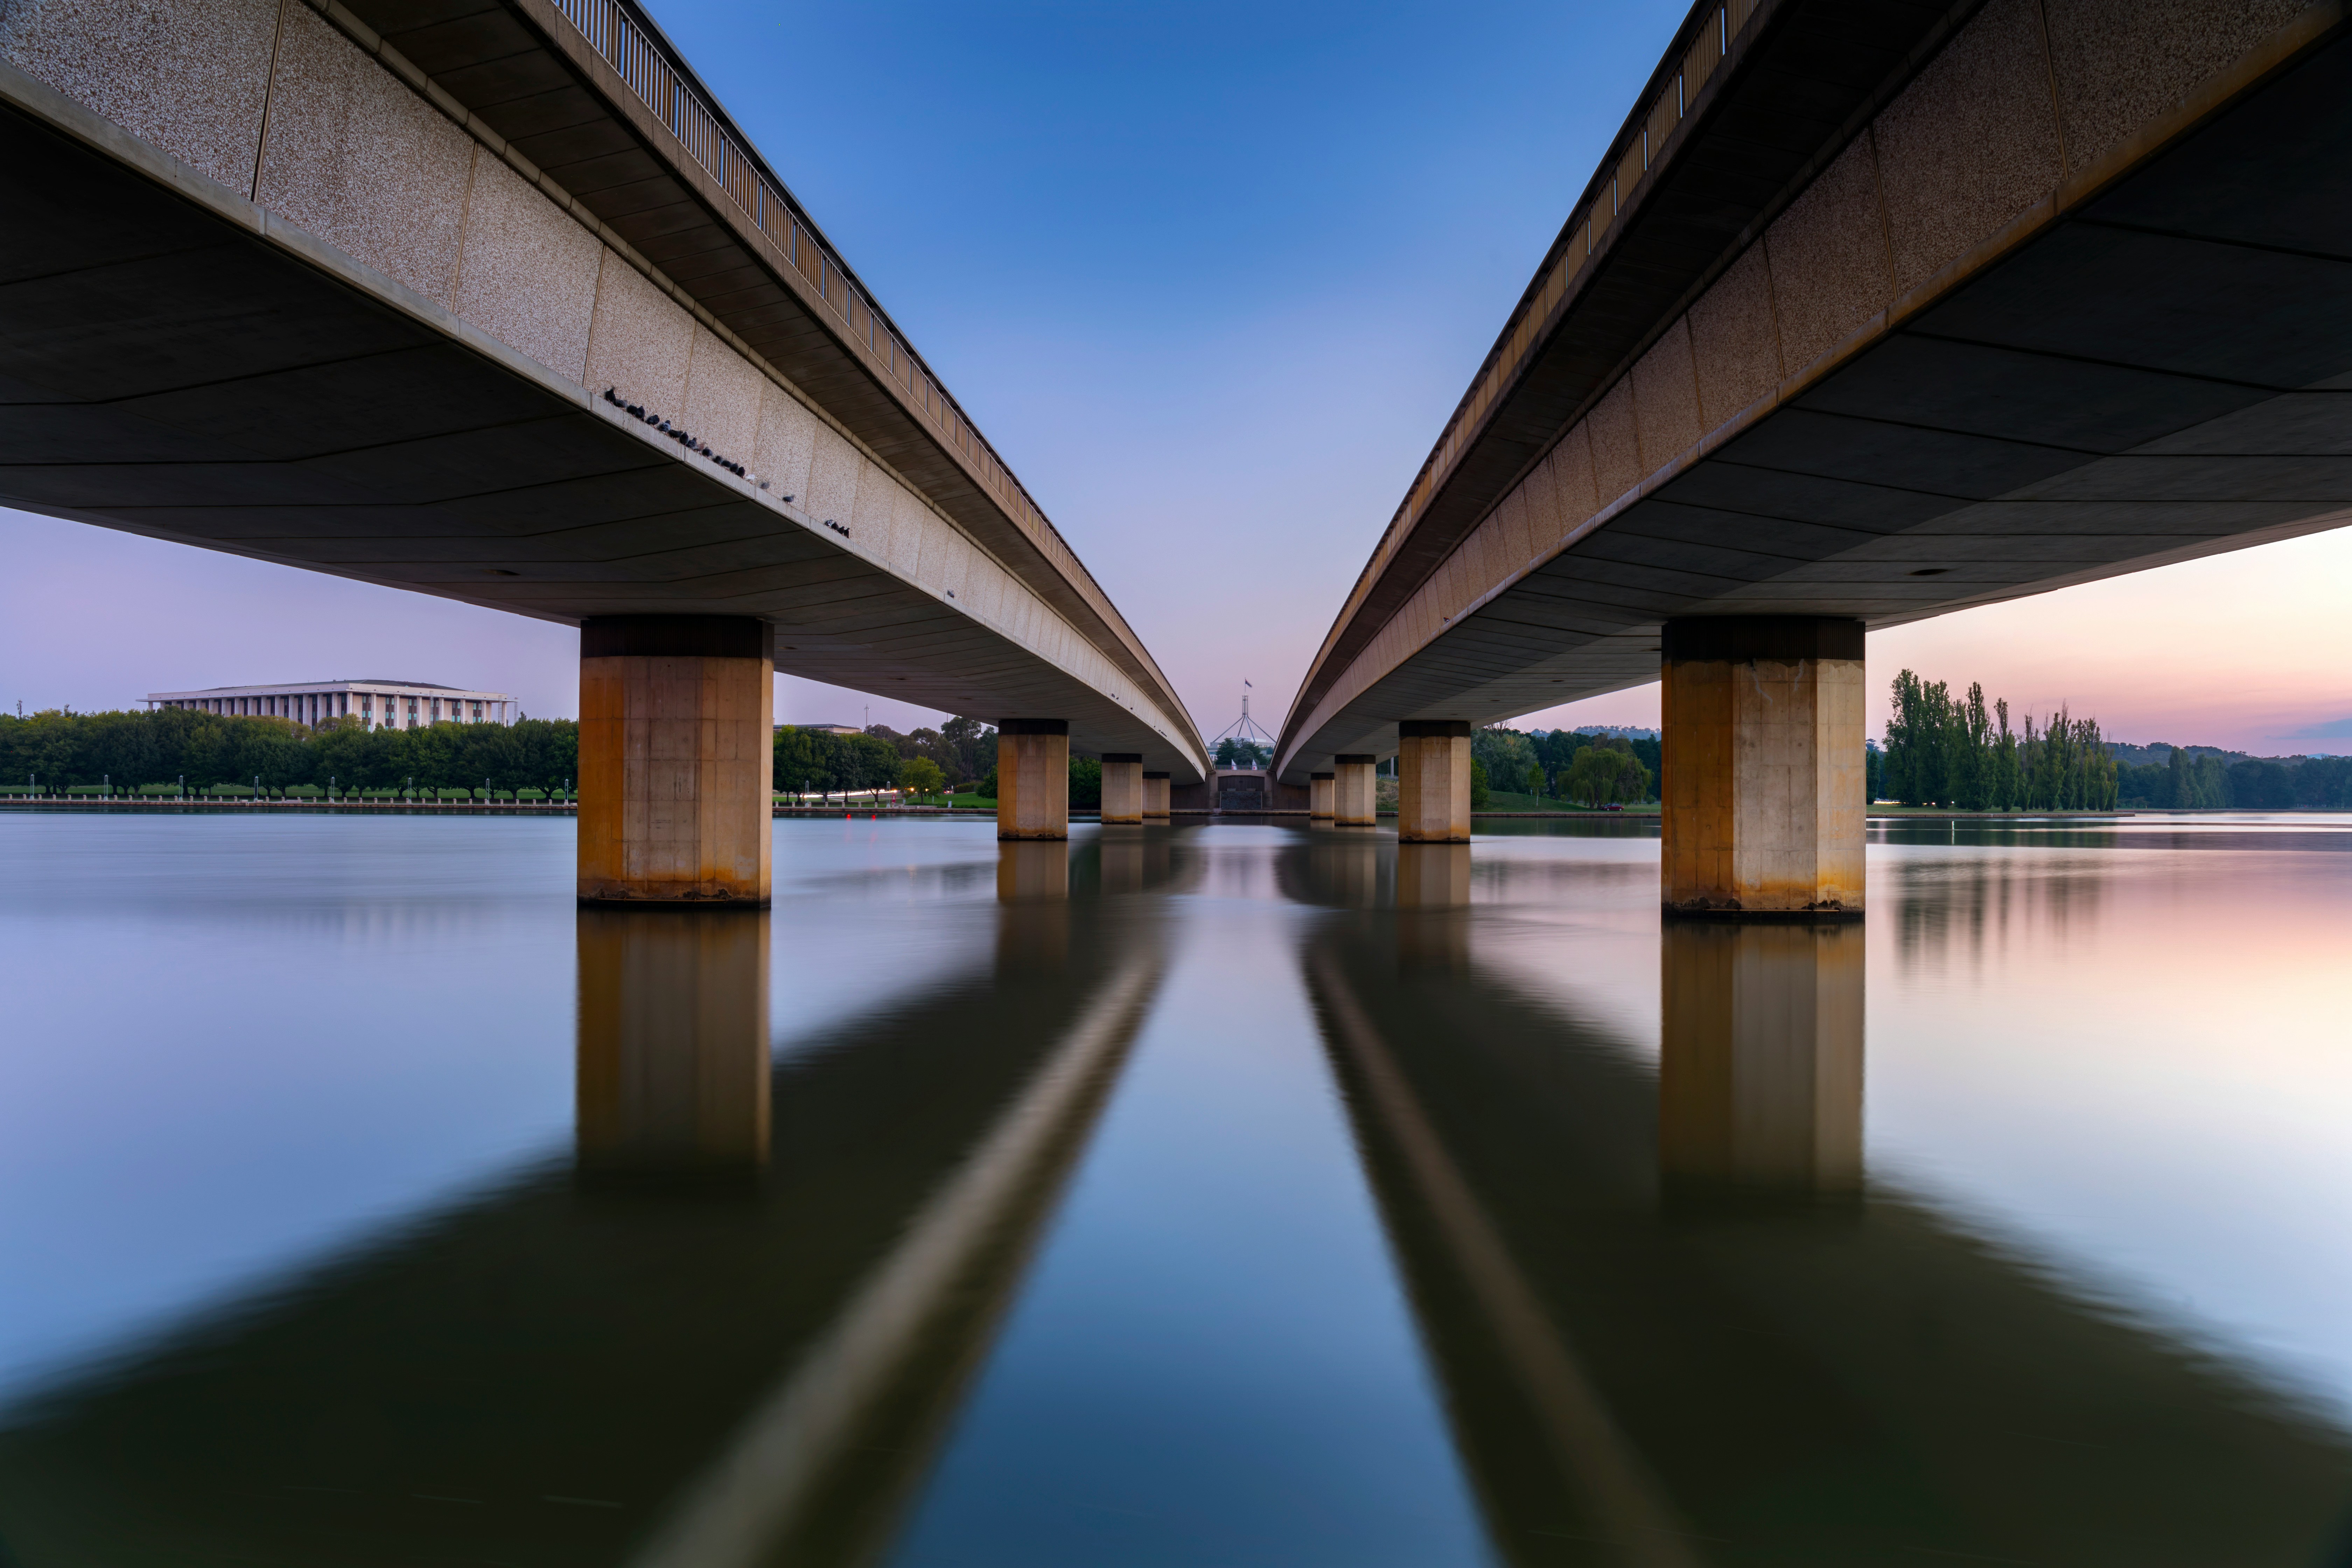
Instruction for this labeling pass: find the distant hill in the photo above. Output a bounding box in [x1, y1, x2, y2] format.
[2104, 742, 2346, 768]
[2105, 741, 2253, 769]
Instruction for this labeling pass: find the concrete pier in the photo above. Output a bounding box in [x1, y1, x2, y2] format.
[1661, 617, 1864, 918]
[1334, 755, 1377, 827]
[578, 616, 773, 906]
[1100, 754, 1143, 824]
[1142, 772, 1170, 819]
[1659, 919, 1862, 1200]
[1396, 721, 1471, 843]
[997, 721, 1071, 841]
[1309, 772, 1336, 820]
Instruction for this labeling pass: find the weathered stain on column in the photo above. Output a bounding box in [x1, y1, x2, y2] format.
[575, 905, 771, 1180]
[578, 616, 773, 905]
[1142, 771, 1170, 819]
[1659, 919, 1862, 1201]
[1334, 754, 1378, 827]
[1661, 616, 1864, 917]
[1309, 772, 1336, 820]
[996, 720, 1070, 841]
[1397, 720, 1472, 844]
[1100, 752, 1143, 824]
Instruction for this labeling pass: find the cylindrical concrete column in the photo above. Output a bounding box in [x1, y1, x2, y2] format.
[1142, 771, 1170, 819]
[996, 720, 1070, 840]
[1661, 616, 1865, 917]
[1660, 919, 1862, 1201]
[1396, 720, 1471, 843]
[578, 616, 774, 905]
[1334, 754, 1377, 826]
[1309, 772, 1336, 820]
[1100, 753, 1144, 824]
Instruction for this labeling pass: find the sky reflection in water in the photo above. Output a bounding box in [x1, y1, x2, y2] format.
[0, 811, 2347, 1566]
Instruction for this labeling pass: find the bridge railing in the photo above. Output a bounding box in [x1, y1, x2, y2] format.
[545, 0, 1124, 656]
[1345, 0, 1767, 615]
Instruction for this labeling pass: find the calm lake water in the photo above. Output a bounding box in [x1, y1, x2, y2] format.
[1, 811, 2348, 1565]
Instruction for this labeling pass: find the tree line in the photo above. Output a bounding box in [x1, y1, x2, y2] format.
[2, 706, 1111, 806]
[1881, 670, 2119, 810]
[1470, 726, 1660, 807]
[773, 717, 1013, 801]
[1879, 669, 2352, 808]
[0, 707, 579, 794]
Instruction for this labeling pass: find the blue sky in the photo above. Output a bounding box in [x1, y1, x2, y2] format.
[4, 0, 2348, 751]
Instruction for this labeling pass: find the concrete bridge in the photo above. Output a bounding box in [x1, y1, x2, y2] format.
[1277, 0, 2352, 913]
[0, 0, 1207, 898]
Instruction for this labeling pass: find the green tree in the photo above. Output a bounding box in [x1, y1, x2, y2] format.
[1991, 699, 2020, 810]
[1561, 738, 1647, 806]
[1469, 759, 1491, 811]
[898, 756, 945, 800]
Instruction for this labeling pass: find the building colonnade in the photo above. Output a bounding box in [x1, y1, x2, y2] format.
[147, 683, 515, 730]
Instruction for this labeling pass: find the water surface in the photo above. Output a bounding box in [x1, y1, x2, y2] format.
[1, 811, 2347, 1565]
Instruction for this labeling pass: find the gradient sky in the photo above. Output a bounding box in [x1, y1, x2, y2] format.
[5, 0, 2348, 754]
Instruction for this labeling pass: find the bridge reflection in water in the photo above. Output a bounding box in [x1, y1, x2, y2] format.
[2, 825, 2347, 1567]
[1293, 842, 2351, 1568]
[0, 870, 1170, 1568]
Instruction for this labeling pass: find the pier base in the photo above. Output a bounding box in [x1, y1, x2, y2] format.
[1334, 755, 1377, 827]
[578, 616, 772, 905]
[1397, 720, 1471, 843]
[997, 721, 1070, 840]
[1661, 616, 1864, 918]
[1101, 753, 1143, 824]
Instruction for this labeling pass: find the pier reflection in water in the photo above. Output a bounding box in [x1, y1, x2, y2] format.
[0, 835, 1168, 1568]
[1, 814, 2350, 1565]
[1300, 827, 2352, 1567]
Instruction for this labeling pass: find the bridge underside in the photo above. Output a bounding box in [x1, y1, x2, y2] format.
[1281, 24, 2352, 779]
[0, 85, 1199, 779]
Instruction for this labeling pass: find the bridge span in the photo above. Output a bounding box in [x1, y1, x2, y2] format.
[0, 0, 1206, 898]
[1278, 0, 2352, 912]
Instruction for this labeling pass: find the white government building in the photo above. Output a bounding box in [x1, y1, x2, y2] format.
[146, 680, 515, 730]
